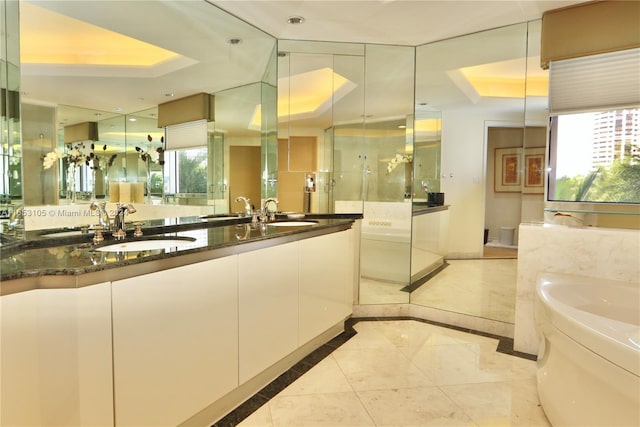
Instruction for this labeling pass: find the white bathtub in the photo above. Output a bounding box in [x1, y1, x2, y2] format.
[360, 226, 411, 283]
[535, 273, 640, 426]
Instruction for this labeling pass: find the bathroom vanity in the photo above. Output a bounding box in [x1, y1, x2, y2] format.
[0, 215, 360, 426]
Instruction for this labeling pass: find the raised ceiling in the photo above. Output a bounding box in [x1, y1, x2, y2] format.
[210, 0, 585, 46]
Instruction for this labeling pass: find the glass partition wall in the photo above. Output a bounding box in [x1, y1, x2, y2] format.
[411, 22, 532, 325]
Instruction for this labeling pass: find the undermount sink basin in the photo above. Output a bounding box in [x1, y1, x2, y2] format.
[95, 237, 196, 252]
[271, 221, 318, 227]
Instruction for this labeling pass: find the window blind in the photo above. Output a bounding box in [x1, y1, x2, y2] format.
[548, 48, 640, 115]
[164, 119, 208, 150]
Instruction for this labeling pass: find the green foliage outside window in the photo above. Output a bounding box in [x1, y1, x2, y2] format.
[178, 150, 207, 193]
[554, 156, 640, 203]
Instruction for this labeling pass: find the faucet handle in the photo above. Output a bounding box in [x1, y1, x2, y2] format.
[133, 222, 143, 237]
[93, 225, 104, 244]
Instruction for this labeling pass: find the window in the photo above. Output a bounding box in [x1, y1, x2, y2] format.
[163, 148, 208, 194]
[547, 107, 640, 204]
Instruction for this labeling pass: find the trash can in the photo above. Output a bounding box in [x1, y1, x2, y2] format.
[500, 227, 515, 246]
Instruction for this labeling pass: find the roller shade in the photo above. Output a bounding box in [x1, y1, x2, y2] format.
[165, 119, 207, 150]
[548, 48, 640, 115]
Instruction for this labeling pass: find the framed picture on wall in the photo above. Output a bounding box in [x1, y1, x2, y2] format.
[494, 147, 522, 192]
[523, 147, 545, 194]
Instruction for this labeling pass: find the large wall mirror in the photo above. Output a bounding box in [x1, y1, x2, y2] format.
[410, 21, 545, 326]
[0, 0, 21, 239]
[16, 0, 276, 231]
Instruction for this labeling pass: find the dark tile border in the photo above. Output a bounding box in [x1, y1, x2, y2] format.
[212, 316, 535, 426]
[400, 261, 450, 293]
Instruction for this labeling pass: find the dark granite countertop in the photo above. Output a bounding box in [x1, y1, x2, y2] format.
[412, 204, 449, 216]
[1, 213, 361, 294]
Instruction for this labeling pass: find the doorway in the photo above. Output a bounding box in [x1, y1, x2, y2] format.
[229, 146, 261, 213]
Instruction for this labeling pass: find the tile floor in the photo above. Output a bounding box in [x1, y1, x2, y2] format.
[223, 319, 548, 427]
[359, 259, 518, 324]
[410, 259, 518, 324]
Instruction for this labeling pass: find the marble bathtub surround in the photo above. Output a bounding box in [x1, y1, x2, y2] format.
[218, 318, 545, 427]
[515, 223, 640, 355]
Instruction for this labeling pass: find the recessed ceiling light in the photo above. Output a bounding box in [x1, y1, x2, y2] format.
[398, 125, 406, 129]
[114, 107, 122, 112]
[226, 38, 242, 45]
[278, 52, 288, 57]
[287, 16, 305, 25]
[128, 117, 137, 122]
[165, 93, 175, 97]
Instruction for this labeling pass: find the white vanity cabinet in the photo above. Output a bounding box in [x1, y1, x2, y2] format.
[0, 283, 113, 427]
[1, 222, 357, 426]
[111, 256, 239, 427]
[238, 241, 300, 383]
[298, 229, 354, 344]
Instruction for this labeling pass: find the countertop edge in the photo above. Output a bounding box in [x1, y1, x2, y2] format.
[412, 204, 449, 216]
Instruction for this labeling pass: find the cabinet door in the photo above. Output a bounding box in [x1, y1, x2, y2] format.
[299, 230, 353, 344]
[238, 242, 299, 384]
[112, 256, 238, 426]
[1, 283, 113, 426]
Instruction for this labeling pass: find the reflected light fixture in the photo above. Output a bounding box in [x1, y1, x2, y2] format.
[287, 16, 305, 24]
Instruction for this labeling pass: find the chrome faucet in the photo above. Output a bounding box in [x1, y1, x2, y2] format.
[89, 201, 110, 231]
[6, 205, 24, 234]
[261, 198, 279, 222]
[113, 203, 136, 239]
[235, 196, 253, 217]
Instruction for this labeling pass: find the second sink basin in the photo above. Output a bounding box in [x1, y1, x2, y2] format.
[95, 237, 196, 252]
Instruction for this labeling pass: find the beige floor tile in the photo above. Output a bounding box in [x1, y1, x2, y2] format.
[403, 342, 536, 386]
[357, 386, 477, 426]
[332, 347, 435, 391]
[368, 319, 499, 350]
[409, 259, 517, 323]
[359, 277, 410, 304]
[238, 321, 544, 427]
[238, 404, 274, 427]
[268, 392, 375, 426]
[277, 356, 353, 396]
[440, 379, 551, 427]
[336, 323, 399, 351]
